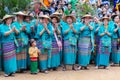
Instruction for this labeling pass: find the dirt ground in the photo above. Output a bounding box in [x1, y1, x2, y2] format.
[0, 66, 120, 80]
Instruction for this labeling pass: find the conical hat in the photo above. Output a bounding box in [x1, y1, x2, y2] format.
[2, 14, 14, 21]
[63, 15, 76, 22]
[13, 11, 26, 16]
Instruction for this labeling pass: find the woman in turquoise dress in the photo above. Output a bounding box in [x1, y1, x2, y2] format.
[111, 14, 120, 65]
[50, 15, 62, 70]
[37, 15, 53, 73]
[52, 12, 64, 64]
[0, 24, 2, 72]
[78, 14, 94, 70]
[1, 15, 17, 77]
[24, 14, 34, 69]
[93, 17, 102, 64]
[62, 15, 78, 71]
[13, 12, 28, 72]
[96, 16, 113, 69]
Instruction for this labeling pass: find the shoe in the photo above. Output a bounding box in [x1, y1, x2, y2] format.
[84, 67, 89, 70]
[9, 73, 15, 77]
[44, 70, 48, 74]
[62, 67, 66, 71]
[95, 66, 98, 69]
[104, 66, 109, 70]
[77, 66, 81, 70]
[4, 74, 9, 77]
[31, 73, 37, 75]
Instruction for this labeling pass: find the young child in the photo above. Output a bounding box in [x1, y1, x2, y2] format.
[29, 39, 40, 74]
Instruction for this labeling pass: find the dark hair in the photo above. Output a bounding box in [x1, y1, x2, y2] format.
[29, 39, 35, 46]
[112, 15, 119, 21]
[51, 2, 55, 7]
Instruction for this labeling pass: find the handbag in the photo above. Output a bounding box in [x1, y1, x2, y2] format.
[54, 33, 62, 51]
[53, 26, 62, 51]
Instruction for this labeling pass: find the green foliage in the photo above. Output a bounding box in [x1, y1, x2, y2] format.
[0, 0, 31, 19]
[76, 2, 97, 17]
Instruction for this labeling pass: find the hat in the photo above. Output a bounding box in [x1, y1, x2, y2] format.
[52, 12, 62, 16]
[13, 11, 26, 16]
[82, 14, 93, 19]
[63, 15, 76, 23]
[101, 16, 110, 21]
[50, 15, 60, 23]
[30, 0, 48, 9]
[23, 11, 33, 18]
[39, 15, 51, 21]
[2, 14, 14, 21]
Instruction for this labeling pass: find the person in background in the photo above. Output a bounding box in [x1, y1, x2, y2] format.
[1, 15, 17, 77]
[64, 4, 73, 15]
[42, 0, 53, 8]
[55, 4, 64, 14]
[29, 39, 40, 74]
[30, 1, 43, 17]
[49, 2, 56, 14]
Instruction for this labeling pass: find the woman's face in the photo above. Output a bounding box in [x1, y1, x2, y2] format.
[25, 17, 30, 22]
[39, 18, 43, 23]
[34, 3, 40, 9]
[94, 17, 99, 23]
[43, 18, 49, 24]
[52, 18, 57, 24]
[5, 18, 13, 25]
[17, 15, 24, 21]
[114, 16, 119, 23]
[58, 4, 61, 9]
[84, 17, 90, 24]
[103, 19, 108, 25]
[66, 17, 72, 24]
[68, 4, 72, 10]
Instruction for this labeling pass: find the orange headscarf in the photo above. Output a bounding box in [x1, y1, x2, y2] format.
[40, 0, 52, 7]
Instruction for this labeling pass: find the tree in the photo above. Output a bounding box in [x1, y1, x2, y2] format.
[0, 0, 31, 19]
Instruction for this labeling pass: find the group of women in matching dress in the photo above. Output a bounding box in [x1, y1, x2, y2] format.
[0, 11, 120, 76]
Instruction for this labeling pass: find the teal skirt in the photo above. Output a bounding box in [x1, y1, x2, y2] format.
[96, 40, 111, 66]
[39, 49, 51, 70]
[51, 40, 60, 68]
[16, 39, 27, 70]
[111, 39, 120, 64]
[0, 43, 2, 71]
[2, 41, 17, 75]
[63, 40, 77, 65]
[78, 37, 91, 66]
